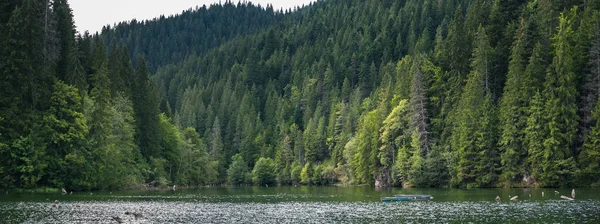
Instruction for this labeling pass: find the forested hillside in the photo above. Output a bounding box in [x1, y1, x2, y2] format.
[1, 0, 600, 190]
[99, 2, 283, 73]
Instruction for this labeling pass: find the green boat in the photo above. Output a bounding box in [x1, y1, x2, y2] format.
[381, 197, 412, 202]
[381, 194, 433, 202]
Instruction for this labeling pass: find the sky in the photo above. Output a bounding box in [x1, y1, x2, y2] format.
[70, 0, 315, 34]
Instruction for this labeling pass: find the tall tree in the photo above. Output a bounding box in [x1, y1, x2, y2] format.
[499, 18, 529, 187]
[132, 57, 161, 159]
[451, 25, 496, 187]
[539, 9, 579, 187]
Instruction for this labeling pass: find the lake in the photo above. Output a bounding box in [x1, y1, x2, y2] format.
[1, 187, 599, 223]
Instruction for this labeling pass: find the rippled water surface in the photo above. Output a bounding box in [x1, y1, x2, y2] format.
[1, 187, 599, 223]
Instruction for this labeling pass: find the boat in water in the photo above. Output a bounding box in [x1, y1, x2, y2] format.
[381, 194, 434, 202]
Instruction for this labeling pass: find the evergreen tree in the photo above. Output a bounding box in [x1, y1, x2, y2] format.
[539, 9, 580, 187]
[580, 99, 600, 186]
[352, 110, 379, 186]
[451, 25, 495, 187]
[43, 80, 87, 187]
[380, 99, 409, 186]
[132, 57, 162, 159]
[499, 18, 529, 187]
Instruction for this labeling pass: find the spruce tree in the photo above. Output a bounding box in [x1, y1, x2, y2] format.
[452, 25, 493, 187]
[132, 57, 162, 159]
[540, 9, 579, 187]
[499, 18, 528, 187]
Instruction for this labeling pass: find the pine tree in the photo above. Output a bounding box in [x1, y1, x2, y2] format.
[452, 25, 493, 187]
[409, 56, 430, 155]
[499, 18, 528, 187]
[43, 80, 87, 187]
[539, 9, 580, 187]
[0, 0, 48, 188]
[380, 99, 409, 186]
[580, 97, 600, 186]
[132, 57, 162, 159]
[580, 10, 600, 148]
[352, 110, 379, 185]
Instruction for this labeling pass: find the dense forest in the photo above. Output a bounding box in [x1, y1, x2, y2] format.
[1, 0, 600, 190]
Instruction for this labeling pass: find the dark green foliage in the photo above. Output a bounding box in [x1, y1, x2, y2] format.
[132, 57, 162, 159]
[102, 2, 282, 73]
[499, 18, 530, 187]
[450, 25, 499, 188]
[538, 9, 580, 187]
[2, 0, 600, 190]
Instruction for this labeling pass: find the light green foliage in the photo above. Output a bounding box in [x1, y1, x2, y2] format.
[300, 162, 312, 185]
[149, 157, 169, 187]
[352, 110, 380, 185]
[227, 154, 250, 185]
[275, 136, 294, 185]
[407, 130, 425, 186]
[43, 80, 88, 187]
[381, 99, 410, 186]
[380, 100, 410, 167]
[44, 80, 87, 147]
[11, 136, 47, 188]
[252, 157, 276, 186]
[178, 127, 216, 186]
[157, 113, 181, 183]
[290, 160, 302, 185]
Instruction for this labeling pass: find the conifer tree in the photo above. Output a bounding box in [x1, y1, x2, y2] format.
[539, 9, 580, 187]
[499, 18, 529, 187]
[380, 99, 409, 186]
[451, 25, 494, 187]
[352, 110, 379, 185]
[132, 57, 161, 159]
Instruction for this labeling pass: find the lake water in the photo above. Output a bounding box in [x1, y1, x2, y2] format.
[1, 187, 599, 223]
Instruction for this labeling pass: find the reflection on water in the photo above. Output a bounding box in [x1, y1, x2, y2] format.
[1, 187, 599, 223]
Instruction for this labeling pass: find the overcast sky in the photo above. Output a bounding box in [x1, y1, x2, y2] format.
[70, 0, 315, 34]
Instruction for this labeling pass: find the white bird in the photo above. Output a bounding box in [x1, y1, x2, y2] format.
[495, 195, 501, 201]
[555, 190, 559, 194]
[571, 189, 575, 199]
[61, 188, 67, 195]
[542, 192, 545, 197]
[510, 196, 518, 201]
[172, 185, 176, 191]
